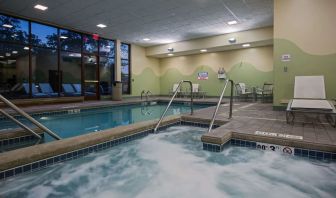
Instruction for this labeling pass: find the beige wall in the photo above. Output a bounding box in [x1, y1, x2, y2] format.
[273, 0, 336, 106]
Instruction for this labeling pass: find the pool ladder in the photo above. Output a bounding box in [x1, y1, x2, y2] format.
[154, 80, 194, 132]
[0, 94, 62, 140]
[207, 79, 234, 133]
[141, 90, 152, 103]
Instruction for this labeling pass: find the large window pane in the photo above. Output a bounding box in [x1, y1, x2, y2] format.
[60, 52, 82, 96]
[121, 43, 130, 94]
[31, 48, 58, 97]
[0, 43, 29, 98]
[99, 39, 115, 57]
[99, 57, 114, 95]
[0, 14, 29, 44]
[60, 29, 81, 52]
[31, 23, 58, 48]
[83, 34, 98, 54]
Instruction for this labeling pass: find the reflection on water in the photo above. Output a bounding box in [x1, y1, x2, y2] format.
[1, 126, 336, 198]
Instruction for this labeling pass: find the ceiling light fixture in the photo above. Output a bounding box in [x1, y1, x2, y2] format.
[168, 53, 174, 56]
[227, 20, 238, 25]
[242, 43, 251, 47]
[143, 38, 150, 41]
[200, 49, 207, 52]
[97, 24, 107, 28]
[34, 4, 48, 11]
[12, 51, 18, 54]
[60, 36, 68, 39]
[23, 46, 29, 50]
[2, 24, 13, 28]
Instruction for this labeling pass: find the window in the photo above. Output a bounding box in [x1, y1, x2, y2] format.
[31, 22, 58, 48]
[31, 48, 58, 97]
[83, 34, 98, 54]
[0, 14, 29, 44]
[99, 39, 115, 95]
[120, 43, 130, 94]
[60, 29, 81, 52]
[0, 43, 30, 98]
[60, 52, 82, 96]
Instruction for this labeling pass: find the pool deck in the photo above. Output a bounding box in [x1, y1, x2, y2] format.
[0, 97, 335, 179]
[198, 102, 336, 152]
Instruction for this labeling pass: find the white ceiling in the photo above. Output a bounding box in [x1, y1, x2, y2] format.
[0, 0, 273, 47]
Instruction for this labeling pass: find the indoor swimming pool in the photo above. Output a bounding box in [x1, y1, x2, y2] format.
[0, 126, 335, 198]
[0, 102, 209, 141]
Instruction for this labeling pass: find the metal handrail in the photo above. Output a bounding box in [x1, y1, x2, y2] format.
[207, 79, 234, 133]
[0, 94, 61, 140]
[0, 109, 42, 139]
[140, 90, 146, 100]
[154, 80, 193, 132]
[145, 90, 152, 101]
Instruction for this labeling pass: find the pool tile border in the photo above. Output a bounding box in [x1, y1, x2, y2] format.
[0, 120, 216, 181]
[202, 138, 336, 162]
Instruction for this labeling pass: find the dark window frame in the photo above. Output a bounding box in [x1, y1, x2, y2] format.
[120, 42, 131, 94]
[0, 12, 116, 99]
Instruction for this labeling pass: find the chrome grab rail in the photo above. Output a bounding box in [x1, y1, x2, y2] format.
[140, 90, 146, 100]
[154, 80, 193, 132]
[0, 94, 61, 140]
[0, 109, 42, 139]
[145, 91, 152, 101]
[207, 79, 234, 133]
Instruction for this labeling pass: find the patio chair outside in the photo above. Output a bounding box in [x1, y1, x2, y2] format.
[22, 83, 48, 98]
[39, 83, 58, 97]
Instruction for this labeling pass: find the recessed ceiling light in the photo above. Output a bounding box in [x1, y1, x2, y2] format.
[2, 24, 13, 28]
[228, 37, 236, 43]
[60, 36, 68, 39]
[143, 38, 150, 41]
[97, 24, 107, 28]
[12, 51, 18, 54]
[34, 4, 48, 11]
[23, 46, 29, 50]
[168, 53, 174, 56]
[227, 20, 238, 25]
[242, 43, 251, 47]
[200, 49, 207, 52]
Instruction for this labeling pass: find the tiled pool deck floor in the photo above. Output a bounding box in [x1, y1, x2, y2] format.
[196, 102, 336, 153]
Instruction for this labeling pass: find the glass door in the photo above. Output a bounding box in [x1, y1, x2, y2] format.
[83, 55, 99, 100]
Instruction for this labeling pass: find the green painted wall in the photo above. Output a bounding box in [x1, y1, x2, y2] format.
[130, 67, 161, 97]
[160, 63, 273, 96]
[273, 39, 336, 106]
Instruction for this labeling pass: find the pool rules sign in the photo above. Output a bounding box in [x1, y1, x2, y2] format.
[197, 72, 208, 80]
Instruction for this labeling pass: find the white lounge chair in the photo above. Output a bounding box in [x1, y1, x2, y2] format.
[169, 83, 181, 97]
[286, 76, 336, 127]
[235, 83, 253, 101]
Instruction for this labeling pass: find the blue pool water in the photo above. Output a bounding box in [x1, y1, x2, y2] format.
[0, 102, 209, 141]
[0, 126, 335, 197]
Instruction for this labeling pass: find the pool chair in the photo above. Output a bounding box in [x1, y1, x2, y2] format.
[286, 76, 336, 127]
[62, 84, 81, 96]
[22, 83, 49, 98]
[256, 83, 273, 102]
[169, 83, 181, 97]
[39, 83, 58, 97]
[235, 83, 253, 101]
[73, 83, 96, 96]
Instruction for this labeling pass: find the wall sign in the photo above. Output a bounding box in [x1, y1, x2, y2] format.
[281, 54, 291, 62]
[197, 72, 208, 80]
